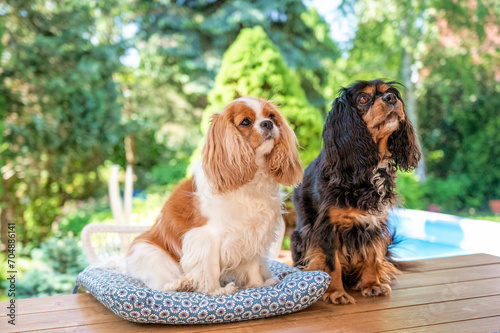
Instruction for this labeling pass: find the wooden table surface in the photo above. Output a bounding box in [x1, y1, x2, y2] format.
[2, 253, 500, 333]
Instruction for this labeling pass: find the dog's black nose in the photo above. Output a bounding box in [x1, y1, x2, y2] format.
[260, 120, 273, 130]
[382, 93, 397, 105]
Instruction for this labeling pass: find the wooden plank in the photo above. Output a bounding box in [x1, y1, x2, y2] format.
[9, 310, 500, 333]
[5, 256, 499, 318]
[387, 316, 500, 333]
[292, 276, 500, 317]
[201, 295, 500, 333]
[1, 300, 117, 333]
[0, 294, 98, 317]
[18, 321, 227, 333]
[405, 253, 500, 273]
[1, 262, 499, 318]
[38, 296, 500, 333]
[2, 254, 499, 332]
[5, 277, 500, 333]
[392, 263, 500, 290]
[278, 253, 500, 273]
[307, 295, 500, 333]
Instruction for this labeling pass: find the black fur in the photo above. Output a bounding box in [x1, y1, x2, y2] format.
[292, 79, 421, 287]
[388, 117, 421, 171]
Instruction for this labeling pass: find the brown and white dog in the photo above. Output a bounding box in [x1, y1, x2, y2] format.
[126, 97, 302, 295]
[291, 80, 421, 304]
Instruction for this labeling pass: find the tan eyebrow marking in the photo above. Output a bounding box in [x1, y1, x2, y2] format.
[378, 83, 391, 93]
[361, 86, 375, 95]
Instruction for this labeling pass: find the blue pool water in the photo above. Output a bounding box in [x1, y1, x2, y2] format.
[391, 238, 475, 261]
[388, 209, 500, 260]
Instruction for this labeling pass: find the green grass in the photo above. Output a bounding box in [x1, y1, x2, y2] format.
[456, 212, 500, 222]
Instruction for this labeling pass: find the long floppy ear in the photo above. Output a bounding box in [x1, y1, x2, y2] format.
[322, 95, 379, 184]
[267, 118, 303, 186]
[202, 113, 258, 194]
[387, 116, 421, 171]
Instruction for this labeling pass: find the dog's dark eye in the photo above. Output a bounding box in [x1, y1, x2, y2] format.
[359, 96, 370, 105]
[239, 118, 252, 127]
[269, 114, 276, 122]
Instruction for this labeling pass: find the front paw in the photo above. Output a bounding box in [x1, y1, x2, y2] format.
[323, 291, 356, 305]
[361, 283, 391, 297]
[209, 282, 239, 296]
[163, 276, 195, 292]
[264, 277, 279, 287]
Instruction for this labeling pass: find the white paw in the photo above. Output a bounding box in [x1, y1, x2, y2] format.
[163, 276, 195, 292]
[264, 277, 279, 287]
[209, 282, 239, 296]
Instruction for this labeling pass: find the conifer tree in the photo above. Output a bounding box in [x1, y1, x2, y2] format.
[191, 26, 323, 170]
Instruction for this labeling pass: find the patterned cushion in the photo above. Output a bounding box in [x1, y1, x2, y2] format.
[75, 260, 330, 324]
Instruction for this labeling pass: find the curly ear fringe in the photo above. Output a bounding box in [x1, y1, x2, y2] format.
[322, 95, 379, 184]
[202, 113, 258, 194]
[267, 119, 303, 187]
[388, 117, 421, 171]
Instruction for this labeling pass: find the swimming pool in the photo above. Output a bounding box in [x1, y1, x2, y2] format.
[388, 209, 500, 260]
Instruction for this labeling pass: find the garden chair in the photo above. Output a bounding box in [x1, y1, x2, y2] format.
[81, 165, 148, 264]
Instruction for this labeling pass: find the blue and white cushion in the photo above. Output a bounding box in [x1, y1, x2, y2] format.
[75, 260, 330, 324]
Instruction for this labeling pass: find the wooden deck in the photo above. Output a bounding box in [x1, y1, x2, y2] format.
[1, 253, 500, 332]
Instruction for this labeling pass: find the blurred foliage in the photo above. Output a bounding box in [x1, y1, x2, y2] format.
[130, 0, 340, 114]
[0, 17, 5, 201]
[125, 0, 339, 176]
[419, 55, 500, 210]
[337, 0, 500, 211]
[416, 0, 500, 210]
[1, 236, 87, 298]
[54, 190, 166, 238]
[282, 236, 291, 251]
[192, 26, 323, 168]
[0, 252, 7, 300]
[55, 200, 113, 237]
[0, 0, 499, 300]
[32, 236, 87, 274]
[0, 0, 125, 246]
[395, 172, 427, 211]
[396, 172, 473, 212]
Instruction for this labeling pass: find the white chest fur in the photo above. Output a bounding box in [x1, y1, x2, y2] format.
[194, 165, 281, 274]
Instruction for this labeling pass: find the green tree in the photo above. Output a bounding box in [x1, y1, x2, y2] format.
[191, 26, 323, 170]
[335, 0, 500, 211]
[0, 18, 6, 200]
[120, 1, 340, 185]
[0, 0, 125, 245]
[332, 0, 435, 181]
[131, 0, 339, 113]
[418, 2, 500, 209]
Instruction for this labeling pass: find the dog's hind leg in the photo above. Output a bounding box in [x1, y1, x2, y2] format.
[126, 242, 182, 290]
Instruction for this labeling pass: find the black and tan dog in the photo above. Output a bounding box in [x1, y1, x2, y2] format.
[291, 79, 421, 305]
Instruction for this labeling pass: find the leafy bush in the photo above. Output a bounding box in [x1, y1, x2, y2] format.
[0, 252, 8, 300]
[151, 160, 190, 187]
[395, 172, 427, 210]
[31, 236, 88, 274]
[56, 200, 112, 237]
[395, 172, 478, 213]
[423, 174, 473, 213]
[2, 1, 125, 247]
[9, 236, 88, 298]
[419, 54, 500, 210]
